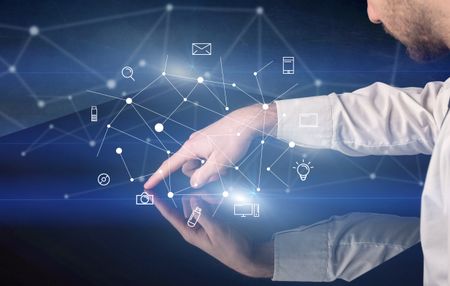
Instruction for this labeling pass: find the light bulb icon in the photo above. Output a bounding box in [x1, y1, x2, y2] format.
[293, 159, 314, 181]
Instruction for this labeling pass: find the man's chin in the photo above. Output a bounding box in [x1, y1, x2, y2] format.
[406, 45, 449, 63]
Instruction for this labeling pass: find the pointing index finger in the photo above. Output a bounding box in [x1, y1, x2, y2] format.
[144, 147, 192, 190]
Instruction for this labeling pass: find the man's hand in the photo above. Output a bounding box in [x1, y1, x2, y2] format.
[144, 104, 278, 190]
[148, 190, 274, 278]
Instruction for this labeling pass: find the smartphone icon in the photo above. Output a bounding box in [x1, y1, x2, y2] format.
[282, 57, 295, 74]
[91, 106, 98, 122]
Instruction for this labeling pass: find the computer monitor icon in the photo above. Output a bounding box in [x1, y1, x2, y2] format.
[233, 203, 260, 218]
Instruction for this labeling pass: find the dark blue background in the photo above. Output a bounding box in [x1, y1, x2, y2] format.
[1, 0, 449, 285]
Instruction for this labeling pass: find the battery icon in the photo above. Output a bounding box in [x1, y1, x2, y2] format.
[91, 106, 98, 122]
[282, 56, 295, 74]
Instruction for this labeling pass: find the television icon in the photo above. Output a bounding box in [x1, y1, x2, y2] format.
[299, 113, 319, 127]
[233, 203, 260, 218]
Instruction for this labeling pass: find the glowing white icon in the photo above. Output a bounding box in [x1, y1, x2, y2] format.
[121, 66, 135, 81]
[136, 192, 154, 206]
[97, 173, 110, 186]
[192, 43, 212, 56]
[234, 203, 260, 218]
[282, 56, 295, 74]
[187, 207, 202, 228]
[299, 113, 318, 128]
[91, 106, 98, 122]
[294, 159, 314, 181]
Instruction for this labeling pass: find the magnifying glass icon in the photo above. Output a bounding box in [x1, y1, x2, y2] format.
[121, 66, 135, 82]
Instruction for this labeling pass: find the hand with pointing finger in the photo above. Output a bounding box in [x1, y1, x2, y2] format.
[144, 104, 278, 190]
[148, 190, 274, 278]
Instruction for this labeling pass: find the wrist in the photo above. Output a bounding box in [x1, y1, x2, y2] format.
[245, 241, 274, 278]
[232, 103, 278, 138]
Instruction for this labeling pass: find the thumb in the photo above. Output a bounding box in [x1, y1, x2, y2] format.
[189, 155, 222, 189]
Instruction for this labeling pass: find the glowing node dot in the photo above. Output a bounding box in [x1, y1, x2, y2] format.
[107, 124, 111, 128]
[8, 66, 16, 73]
[200, 159, 205, 164]
[232, 83, 236, 87]
[162, 71, 167, 76]
[314, 79, 323, 87]
[369, 173, 376, 180]
[282, 113, 287, 117]
[253, 72, 258, 76]
[20, 151, 26, 157]
[154, 123, 164, 133]
[37, 100, 46, 108]
[126, 97, 133, 104]
[158, 169, 163, 174]
[261, 140, 265, 145]
[167, 192, 174, 198]
[225, 106, 229, 111]
[166, 150, 171, 155]
[106, 79, 116, 90]
[138, 177, 145, 183]
[193, 183, 199, 188]
[197, 76, 204, 84]
[256, 187, 261, 192]
[183, 98, 187, 102]
[234, 166, 239, 170]
[236, 132, 241, 136]
[130, 178, 135, 182]
[222, 191, 229, 198]
[115, 147, 123, 155]
[64, 194, 69, 199]
[256, 6, 264, 15]
[266, 167, 271, 171]
[418, 181, 424, 186]
[166, 3, 174, 11]
[288, 141, 296, 148]
[262, 104, 269, 110]
[29, 25, 39, 36]
[89, 140, 96, 147]
[48, 124, 54, 129]
[139, 59, 147, 67]
[67, 95, 73, 100]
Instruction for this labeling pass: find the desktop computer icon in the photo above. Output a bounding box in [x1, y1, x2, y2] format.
[233, 203, 260, 218]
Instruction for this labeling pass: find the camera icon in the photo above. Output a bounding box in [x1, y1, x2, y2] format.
[136, 192, 154, 206]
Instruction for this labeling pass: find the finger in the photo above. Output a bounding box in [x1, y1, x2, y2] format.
[181, 160, 201, 177]
[181, 195, 192, 218]
[144, 148, 192, 190]
[190, 155, 224, 189]
[190, 197, 217, 235]
[147, 190, 194, 241]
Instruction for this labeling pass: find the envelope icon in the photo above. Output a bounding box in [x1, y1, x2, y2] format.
[192, 43, 212, 56]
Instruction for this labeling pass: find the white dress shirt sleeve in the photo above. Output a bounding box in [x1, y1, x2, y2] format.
[272, 213, 420, 282]
[275, 81, 449, 156]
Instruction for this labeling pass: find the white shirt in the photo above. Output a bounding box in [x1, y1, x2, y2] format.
[273, 79, 450, 285]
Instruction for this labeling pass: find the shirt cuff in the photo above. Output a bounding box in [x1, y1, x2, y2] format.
[275, 96, 333, 148]
[272, 223, 329, 281]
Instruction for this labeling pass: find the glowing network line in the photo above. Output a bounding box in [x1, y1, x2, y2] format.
[0, 3, 426, 206]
